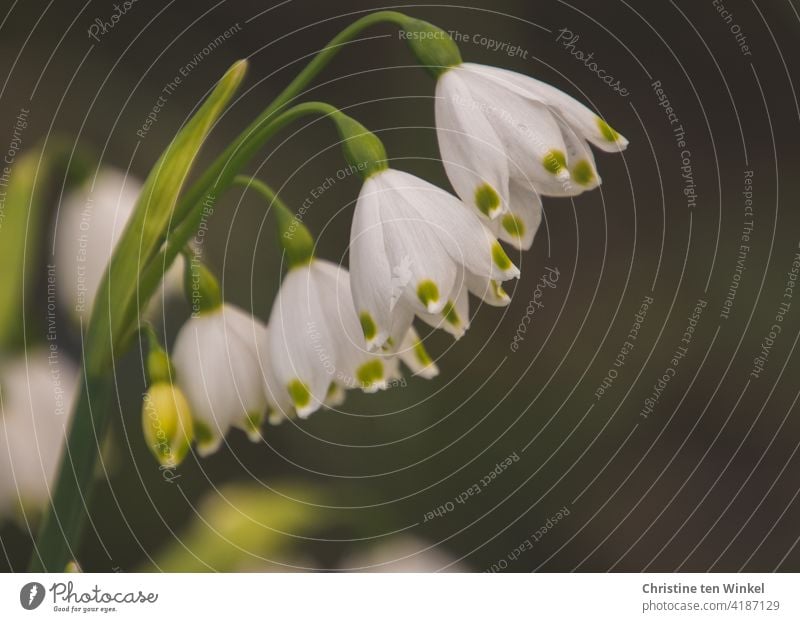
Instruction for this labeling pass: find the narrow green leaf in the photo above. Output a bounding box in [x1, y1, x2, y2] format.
[29, 60, 247, 573]
[85, 59, 247, 377]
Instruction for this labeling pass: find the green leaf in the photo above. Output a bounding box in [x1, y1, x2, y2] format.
[85, 59, 247, 377]
[29, 60, 247, 573]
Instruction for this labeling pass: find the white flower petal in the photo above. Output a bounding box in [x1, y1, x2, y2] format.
[256, 326, 294, 422]
[380, 304, 438, 379]
[384, 301, 415, 351]
[435, 69, 509, 219]
[350, 177, 395, 349]
[418, 268, 470, 340]
[312, 260, 392, 393]
[376, 170, 519, 284]
[464, 269, 511, 307]
[396, 327, 440, 379]
[462, 74, 572, 192]
[462, 63, 628, 152]
[552, 118, 601, 196]
[323, 383, 347, 409]
[173, 305, 267, 445]
[491, 178, 543, 251]
[267, 266, 334, 417]
[377, 172, 458, 315]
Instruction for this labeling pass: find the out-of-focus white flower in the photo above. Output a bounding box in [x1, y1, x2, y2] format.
[172, 304, 267, 456]
[0, 351, 77, 519]
[435, 62, 628, 248]
[266, 258, 402, 419]
[350, 168, 519, 351]
[340, 536, 468, 572]
[54, 167, 182, 320]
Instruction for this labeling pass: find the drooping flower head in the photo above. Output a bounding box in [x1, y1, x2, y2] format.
[263, 197, 411, 419]
[399, 18, 628, 250]
[350, 168, 519, 351]
[171, 261, 268, 456]
[330, 110, 519, 353]
[267, 257, 403, 418]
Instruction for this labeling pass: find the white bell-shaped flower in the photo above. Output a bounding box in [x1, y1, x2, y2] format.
[350, 168, 519, 351]
[172, 303, 268, 455]
[435, 62, 628, 248]
[0, 351, 77, 518]
[267, 258, 401, 419]
[55, 167, 182, 320]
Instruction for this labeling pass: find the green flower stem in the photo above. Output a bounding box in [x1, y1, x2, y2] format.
[231, 175, 284, 206]
[169, 11, 411, 229]
[232, 176, 315, 267]
[133, 101, 344, 323]
[134, 8, 429, 337]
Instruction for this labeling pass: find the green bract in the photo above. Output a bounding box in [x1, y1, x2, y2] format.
[333, 112, 388, 179]
[234, 176, 315, 268]
[401, 18, 463, 77]
[183, 257, 223, 314]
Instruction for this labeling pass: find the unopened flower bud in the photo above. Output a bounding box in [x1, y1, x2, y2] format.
[142, 382, 194, 467]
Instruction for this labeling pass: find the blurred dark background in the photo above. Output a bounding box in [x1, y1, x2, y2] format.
[2, 0, 800, 571]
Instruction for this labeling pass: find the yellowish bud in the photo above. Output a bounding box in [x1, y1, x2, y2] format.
[142, 382, 194, 467]
[64, 561, 82, 573]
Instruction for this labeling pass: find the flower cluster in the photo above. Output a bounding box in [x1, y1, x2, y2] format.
[38, 20, 627, 464]
[144, 56, 626, 459]
[1, 13, 630, 574]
